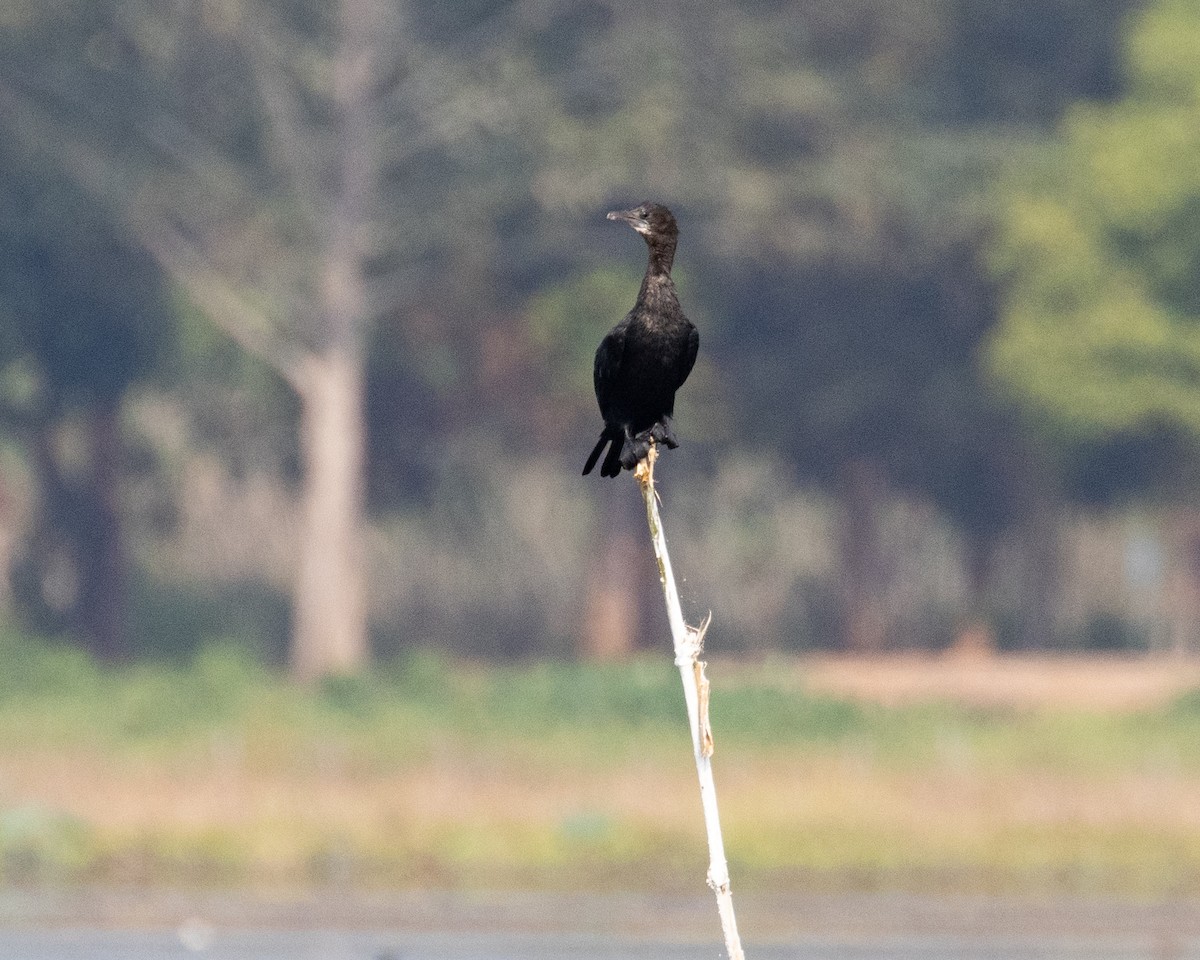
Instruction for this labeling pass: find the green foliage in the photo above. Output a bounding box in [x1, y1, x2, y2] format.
[514, 0, 1139, 540]
[0, 632, 1196, 774]
[524, 267, 634, 398]
[713, 683, 869, 745]
[0, 805, 93, 883]
[0, 625, 100, 703]
[0, 0, 1156, 663]
[1167, 686, 1200, 717]
[988, 0, 1200, 447]
[126, 575, 291, 664]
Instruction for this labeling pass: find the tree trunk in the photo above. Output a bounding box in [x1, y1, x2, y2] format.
[22, 406, 129, 661]
[581, 530, 640, 660]
[1005, 444, 1061, 651]
[79, 402, 129, 661]
[291, 345, 369, 680]
[838, 459, 888, 652]
[951, 531, 998, 656]
[1163, 515, 1200, 655]
[288, 0, 377, 681]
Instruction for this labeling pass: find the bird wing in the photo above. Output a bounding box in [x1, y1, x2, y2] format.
[593, 323, 627, 413]
[677, 322, 699, 389]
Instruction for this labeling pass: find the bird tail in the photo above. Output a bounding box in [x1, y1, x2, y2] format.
[600, 433, 625, 477]
[583, 427, 659, 477]
[582, 429, 614, 476]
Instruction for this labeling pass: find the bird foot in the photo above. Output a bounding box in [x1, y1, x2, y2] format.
[620, 421, 677, 474]
[620, 434, 652, 471]
[648, 418, 679, 449]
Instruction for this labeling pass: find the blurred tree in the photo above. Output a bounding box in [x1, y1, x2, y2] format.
[989, 0, 1200, 446]
[0, 147, 168, 659]
[1, 0, 541, 676]
[519, 0, 1141, 651]
[987, 0, 1200, 523]
[0, 0, 1149, 662]
[987, 0, 1200, 650]
[939, 0, 1133, 123]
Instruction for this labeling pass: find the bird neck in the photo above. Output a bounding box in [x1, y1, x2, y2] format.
[637, 260, 679, 313]
[644, 238, 676, 280]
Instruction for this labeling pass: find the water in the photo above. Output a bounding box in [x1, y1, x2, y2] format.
[3, 890, 1199, 960]
[0, 928, 1195, 960]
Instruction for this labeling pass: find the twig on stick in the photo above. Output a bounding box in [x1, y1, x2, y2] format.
[633, 445, 745, 960]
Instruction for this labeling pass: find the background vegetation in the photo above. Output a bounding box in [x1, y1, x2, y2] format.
[2, 629, 1199, 894]
[1, 0, 1200, 899]
[1, 0, 1199, 671]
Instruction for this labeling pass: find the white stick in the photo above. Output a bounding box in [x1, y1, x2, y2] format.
[635, 447, 746, 960]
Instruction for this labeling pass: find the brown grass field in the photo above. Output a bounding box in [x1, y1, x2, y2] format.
[791, 652, 1200, 710]
[1, 653, 1198, 894]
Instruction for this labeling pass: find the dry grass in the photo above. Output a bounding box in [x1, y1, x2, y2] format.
[4, 732, 1200, 892]
[1, 650, 1199, 892]
[743, 652, 1200, 710]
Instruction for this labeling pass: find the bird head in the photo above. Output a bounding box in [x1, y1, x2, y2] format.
[606, 202, 678, 243]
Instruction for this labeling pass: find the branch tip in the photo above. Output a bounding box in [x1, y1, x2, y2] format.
[633, 442, 659, 489]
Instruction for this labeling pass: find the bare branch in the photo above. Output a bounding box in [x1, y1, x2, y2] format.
[240, 7, 331, 237]
[132, 218, 311, 393]
[634, 447, 746, 960]
[136, 113, 263, 205]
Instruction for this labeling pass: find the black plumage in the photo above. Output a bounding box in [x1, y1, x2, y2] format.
[582, 202, 699, 478]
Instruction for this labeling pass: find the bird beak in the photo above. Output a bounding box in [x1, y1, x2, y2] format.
[607, 208, 651, 235]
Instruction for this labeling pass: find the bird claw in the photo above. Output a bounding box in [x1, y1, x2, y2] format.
[649, 419, 679, 450]
[627, 420, 678, 469]
[621, 433, 653, 470]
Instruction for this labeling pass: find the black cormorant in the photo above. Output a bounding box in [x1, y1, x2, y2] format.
[582, 202, 699, 478]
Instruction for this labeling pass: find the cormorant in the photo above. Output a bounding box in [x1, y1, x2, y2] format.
[582, 202, 699, 478]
